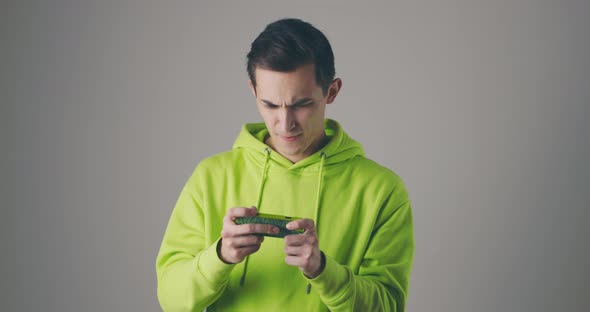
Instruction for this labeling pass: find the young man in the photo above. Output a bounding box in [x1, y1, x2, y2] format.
[156, 18, 414, 311]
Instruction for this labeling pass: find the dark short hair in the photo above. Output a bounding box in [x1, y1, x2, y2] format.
[246, 18, 335, 95]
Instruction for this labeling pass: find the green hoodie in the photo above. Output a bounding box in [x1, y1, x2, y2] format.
[156, 119, 414, 311]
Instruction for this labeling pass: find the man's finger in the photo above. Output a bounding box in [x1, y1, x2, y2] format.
[226, 235, 264, 248]
[285, 255, 307, 267]
[284, 233, 309, 246]
[286, 218, 315, 232]
[284, 245, 313, 257]
[229, 244, 261, 261]
[233, 223, 279, 236]
[225, 206, 257, 221]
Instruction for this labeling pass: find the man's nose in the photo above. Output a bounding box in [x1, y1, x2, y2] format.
[278, 107, 295, 132]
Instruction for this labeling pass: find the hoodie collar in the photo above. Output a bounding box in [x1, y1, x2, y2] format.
[232, 118, 365, 170]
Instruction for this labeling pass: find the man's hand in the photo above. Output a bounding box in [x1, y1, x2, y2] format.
[284, 218, 324, 279]
[219, 206, 279, 264]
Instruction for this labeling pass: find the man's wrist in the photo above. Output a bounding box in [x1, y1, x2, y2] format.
[216, 238, 235, 265]
[305, 251, 326, 279]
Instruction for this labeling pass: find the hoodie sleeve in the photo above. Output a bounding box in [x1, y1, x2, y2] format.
[307, 182, 415, 312]
[155, 165, 236, 312]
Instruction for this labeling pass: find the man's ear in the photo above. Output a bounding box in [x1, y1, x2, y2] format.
[247, 80, 256, 97]
[326, 78, 342, 104]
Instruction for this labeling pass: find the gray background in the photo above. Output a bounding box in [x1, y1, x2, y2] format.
[2, 0, 589, 311]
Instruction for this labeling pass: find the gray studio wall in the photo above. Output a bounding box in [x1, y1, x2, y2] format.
[2, 1, 589, 311]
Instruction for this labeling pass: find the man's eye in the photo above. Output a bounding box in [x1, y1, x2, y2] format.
[294, 102, 313, 109]
[263, 101, 312, 109]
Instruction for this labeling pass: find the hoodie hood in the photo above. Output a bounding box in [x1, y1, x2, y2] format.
[232, 118, 365, 169]
[231, 118, 364, 292]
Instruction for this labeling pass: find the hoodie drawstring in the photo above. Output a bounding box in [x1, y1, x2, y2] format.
[307, 151, 326, 294]
[240, 147, 271, 287]
[240, 148, 327, 295]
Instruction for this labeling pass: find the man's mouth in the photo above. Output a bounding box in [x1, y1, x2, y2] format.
[280, 134, 302, 142]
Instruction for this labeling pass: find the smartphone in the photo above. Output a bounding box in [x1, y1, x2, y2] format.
[234, 213, 305, 238]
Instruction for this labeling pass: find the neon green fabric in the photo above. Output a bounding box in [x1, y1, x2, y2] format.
[156, 118, 414, 311]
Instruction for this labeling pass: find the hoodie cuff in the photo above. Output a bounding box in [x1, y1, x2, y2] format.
[195, 238, 236, 287]
[305, 253, 352, 301]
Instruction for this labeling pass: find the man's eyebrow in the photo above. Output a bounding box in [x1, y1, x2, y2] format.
[260, 97, 313, 107]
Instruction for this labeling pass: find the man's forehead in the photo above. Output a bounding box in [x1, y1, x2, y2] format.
[256, 89, 319, 104]
[254, 68, 321, 99]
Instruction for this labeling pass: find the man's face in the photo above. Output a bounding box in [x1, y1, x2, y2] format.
[248, 64, 341, 163]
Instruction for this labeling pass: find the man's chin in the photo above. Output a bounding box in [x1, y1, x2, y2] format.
[275, 145, 303, 156]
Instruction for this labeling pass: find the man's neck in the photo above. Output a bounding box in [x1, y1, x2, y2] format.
[265, 132, 329, 164]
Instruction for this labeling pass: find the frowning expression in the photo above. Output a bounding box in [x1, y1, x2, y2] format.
[248, 63, 341, 163]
